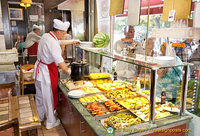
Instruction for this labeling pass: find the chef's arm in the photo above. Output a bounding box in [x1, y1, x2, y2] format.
[60, 40, 80, 47]
[59, 62, 71, 76]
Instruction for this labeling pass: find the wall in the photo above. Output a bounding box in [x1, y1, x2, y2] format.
[0, 0, 6, 50]
[44, 0, 65, 32]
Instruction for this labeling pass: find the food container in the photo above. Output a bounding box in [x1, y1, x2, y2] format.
[70, 61, 89, 81]
[154, 56, 175, 66]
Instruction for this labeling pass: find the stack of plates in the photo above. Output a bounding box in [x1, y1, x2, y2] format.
[68, 90, 85, 98]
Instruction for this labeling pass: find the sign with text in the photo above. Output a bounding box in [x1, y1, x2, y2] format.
[151, 28, 200, 40]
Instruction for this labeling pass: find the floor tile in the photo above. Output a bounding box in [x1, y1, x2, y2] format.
[43, 129, 67, 136]
[37, 128, 43, 134]
[42, 124, 64, 133]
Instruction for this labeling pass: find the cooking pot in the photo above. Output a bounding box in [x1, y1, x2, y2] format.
[70, 61, 89, 81]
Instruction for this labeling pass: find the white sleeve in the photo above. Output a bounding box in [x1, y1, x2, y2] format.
[25, 33, 41, 48]
[50, 42, 64, 66]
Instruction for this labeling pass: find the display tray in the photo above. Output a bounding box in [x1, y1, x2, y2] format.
[115, 97, 149, 110]
[89, 79, 113, 86]
[79, 94, 108, 105]
[105, 89, 138, 99]
[129, 105, 172, 122]
[89, 73, 111, 80]
[96, 110, 142, 130]
[81, 87, 103, 94]
[85, 100, 126, 116]
[161, 103, 180, 113]
[61, 80, 93, 90]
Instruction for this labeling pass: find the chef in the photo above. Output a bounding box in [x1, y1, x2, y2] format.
[25, 24, 41, 55]
[33, 19, 76, 129]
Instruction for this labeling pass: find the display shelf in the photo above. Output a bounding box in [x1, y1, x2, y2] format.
[78, 46, 193, 70]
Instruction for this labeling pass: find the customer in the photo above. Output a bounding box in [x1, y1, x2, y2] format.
[114, 25, 143, 77]
[146, 37, 156, 56]
[189, 42, 200, 80]
[157, 44, 182, 103]
[33, 19, 79, 129]
[174, 39, 193, 62]
[25, 24, 41, 55]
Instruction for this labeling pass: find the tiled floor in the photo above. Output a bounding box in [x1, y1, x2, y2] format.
[38, 123, 67, 136]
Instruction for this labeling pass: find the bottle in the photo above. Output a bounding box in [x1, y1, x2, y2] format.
[114, 72, 117, 81]
[161, 88, 166, 104]
[136, 77, 141, 92]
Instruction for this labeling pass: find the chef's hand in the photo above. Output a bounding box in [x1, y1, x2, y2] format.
[59, 62, 71, 76]
[66, 67, 71, 76]
[73, 40, 80, 45]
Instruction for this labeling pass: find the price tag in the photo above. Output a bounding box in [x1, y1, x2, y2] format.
[168, 10, 176, 21]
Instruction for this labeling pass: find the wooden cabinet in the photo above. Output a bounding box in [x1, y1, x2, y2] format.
[57, 91, 95, 136]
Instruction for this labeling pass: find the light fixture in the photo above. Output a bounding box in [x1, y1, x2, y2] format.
[20, 0, 32, 8]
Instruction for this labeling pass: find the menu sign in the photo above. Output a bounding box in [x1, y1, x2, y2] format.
[151, 28, 200, 39]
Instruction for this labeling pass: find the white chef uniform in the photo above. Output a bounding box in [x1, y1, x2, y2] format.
[33, 31, 64, 127]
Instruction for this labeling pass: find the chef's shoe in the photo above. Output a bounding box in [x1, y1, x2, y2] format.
[46, 119, 60, 130]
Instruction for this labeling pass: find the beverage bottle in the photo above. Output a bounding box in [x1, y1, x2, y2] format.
[114, 72, 117, 81]
[136, 77, 141, 92]
[161, 88, 166, 104]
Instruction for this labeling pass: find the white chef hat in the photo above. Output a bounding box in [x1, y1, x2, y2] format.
[53, 19, 70, 31]
[32, 24, 41, 30]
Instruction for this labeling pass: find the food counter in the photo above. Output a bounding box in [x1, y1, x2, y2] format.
[57, 46, 193, 136]
[58, 80, 192, 136]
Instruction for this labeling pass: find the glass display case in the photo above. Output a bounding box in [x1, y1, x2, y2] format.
[58, 44, 193, 135]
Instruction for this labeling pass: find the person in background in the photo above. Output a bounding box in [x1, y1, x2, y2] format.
[25, 24, 41, 55]
[138, 37, 157, 76]
[145, 37, 157, 56]
[189, 41, 200, 80]
[18, 36, 26, 55]
[174, 39, 193, 62]
[33, 19, 79, 130]
[114, 25, 144, 78]
[157, 44, 182, 103]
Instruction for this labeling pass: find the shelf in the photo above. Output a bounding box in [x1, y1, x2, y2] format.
[78, 46, 193, 69]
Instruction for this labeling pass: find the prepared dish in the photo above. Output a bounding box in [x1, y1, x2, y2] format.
[102, 112, 141, 129]
[131, 105, 171, 121]
[64, 80, 93, 90]
[89, 73, 111, 80]
[106, 89, 137, 99]
[79, 94, 108, 105]
[116, 97, 149, 110]
[86, 102, 109, 116]
[161, 102, 180, 112]
[89, 79, 113, 85]
[81, 87, 102, 94]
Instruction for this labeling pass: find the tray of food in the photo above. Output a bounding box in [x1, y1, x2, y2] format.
[85, 100, 125, 116]
[116, 97, 149, 110]
[97, 81, 127, 92]
[62, 80, 93, 90]
[86, 102, 110, 116]
[130, 105, 172, 122]
[161, 102, 180, 112]
[89, 79, 113, 85]
[79, 94, 108, 105]
[100, 111, 142, 130]
[81, 87, 102, 94]
[106, 88, 137, 99]
[89, 73, 111, 80]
